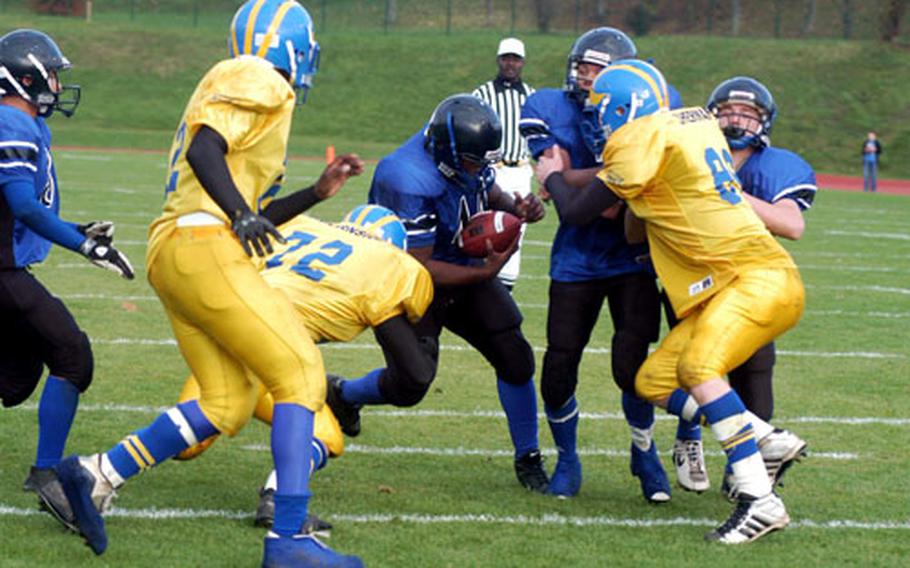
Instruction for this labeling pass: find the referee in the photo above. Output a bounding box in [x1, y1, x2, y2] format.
[473, 37, 535, 290]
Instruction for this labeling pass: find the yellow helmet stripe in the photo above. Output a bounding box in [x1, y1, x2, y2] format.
[609, 63, 667, 109]
[257, 1, 296, 59]
[351, 206, 373, 227]
[370, 216, 399, 233]
[229, 7, 241, 57]
[243, 0, 269, 56]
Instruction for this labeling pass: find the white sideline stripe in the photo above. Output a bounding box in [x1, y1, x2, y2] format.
[86, 338, 908, 360]
[798, 264, 909, 273]
[810, 284, 910, 295]
[239, 443, 857, 461]
[0, 504, 906, 530]
[825, 229, 910, 241]
[13, 403, 910, 427]
[61, 293, 158, 301]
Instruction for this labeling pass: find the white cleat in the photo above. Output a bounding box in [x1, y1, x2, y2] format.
[705, 492, 790, 544]
[758, 429, 808, 487]
[673, 439, 710, 493]
[77, 454, 118, 514]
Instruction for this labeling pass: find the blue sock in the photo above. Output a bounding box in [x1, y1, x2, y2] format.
[621, 392, 654, 430]
[667, 389, 702, 441]
[35, 376, 80, 468]
[310, 439, 328, 474]
[340, 368, 386, 405]
[106, 400, 218, 480]
[701, 391, 759, 465]
[272, 403, 314, 536]
[496, 377, 539, 458]
[622, 392, 656, 451]
[545, 396, 579, 460]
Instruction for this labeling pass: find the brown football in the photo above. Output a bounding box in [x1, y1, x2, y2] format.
[458, 210, 522, 258]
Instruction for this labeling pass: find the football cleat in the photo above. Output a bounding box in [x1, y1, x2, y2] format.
[25, 466, 77, 532]
[262, 531, 363, 568]
[514, 450, 549, 493]
[54, 456, 111, 555]
[758, 428, 808, 487]
[705, 492, 790, 544]
[673, 439, 710, 493]
[254, 488, 333, 538]
[547, 455, 582, 498]
[325, 374, 362, 438]
[630, 443, 671, 503]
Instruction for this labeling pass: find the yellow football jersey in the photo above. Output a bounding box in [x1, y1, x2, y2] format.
[263, 215, 434, 343]
[149, 56, 295, 246]
[597, 107, 796, 318]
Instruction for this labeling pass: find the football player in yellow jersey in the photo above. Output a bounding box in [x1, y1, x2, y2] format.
[48, 2, 365, 565]
[534, 59, 807, 544]
[175, 205, 436, 529]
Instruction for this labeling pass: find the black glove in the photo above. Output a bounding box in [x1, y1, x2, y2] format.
[77, 220, 115, 245]
[80, 238, 135, 280]
[231, 210, 286, 257]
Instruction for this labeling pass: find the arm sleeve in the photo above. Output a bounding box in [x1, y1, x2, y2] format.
[2, 180, 85, 252]
[545, 172, 620, 225]
[261, 185, 320, 226]
[184, 125, 250, 219]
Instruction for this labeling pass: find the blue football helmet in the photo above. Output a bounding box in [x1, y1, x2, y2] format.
[229, 0, 320, 103]
[340, 205, 408, 250]
[706, 76, 776, 149]
[0, 29, 80, 117]
[565, 27, 637, 103]
[581, 59, 670, 157]
[425, 94, 501, 193]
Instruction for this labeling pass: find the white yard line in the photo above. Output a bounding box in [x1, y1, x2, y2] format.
[13, 403, 910, 426]
[86, 337, 908, 360]
[824, 229, 910, 241]
[0, 504, 906, 530]
[239, 443, 858, 461]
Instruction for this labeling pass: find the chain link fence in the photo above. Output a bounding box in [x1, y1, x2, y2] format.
[1, 0, 906, 40]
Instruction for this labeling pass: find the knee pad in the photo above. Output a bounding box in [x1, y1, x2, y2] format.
[47, 331, 94, 392]
[0, 355, 43, 408]
[379, 372, 431, 407]
[611, 330, 651, 394]
[541, 348, 580, 410]
[489, 328, 534, 386]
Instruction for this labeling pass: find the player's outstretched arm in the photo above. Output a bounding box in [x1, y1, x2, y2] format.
[409, 242, 516, 287]
[742, 193, 805, 240]
[261, 154, 366, 226]
[185, 126, 285, 257]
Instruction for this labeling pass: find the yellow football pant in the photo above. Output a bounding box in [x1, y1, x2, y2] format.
[147, 225, 326, 436]
[175, 375, 345, 459]
[636, 268, 804, 402]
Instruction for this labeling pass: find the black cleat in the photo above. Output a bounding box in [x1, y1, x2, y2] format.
[255, 488, 275, 528]
[325, 374, 362, 437]
[255, 487, 333, 538]
[24, 466, 77, 532]
[514, 450, 549, 493]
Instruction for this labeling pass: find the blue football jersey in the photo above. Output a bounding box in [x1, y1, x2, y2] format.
[0, 106, 60, 268]
[737, 146, 817, 210]
[520, 88, 650, 282]
[368, 130, 488, 266]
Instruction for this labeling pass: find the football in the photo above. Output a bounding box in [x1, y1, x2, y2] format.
[458, 210, 522, 258]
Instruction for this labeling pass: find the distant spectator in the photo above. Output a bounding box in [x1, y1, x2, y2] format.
[862, 131, 882, 192]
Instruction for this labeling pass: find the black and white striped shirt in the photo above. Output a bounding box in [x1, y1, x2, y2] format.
[473, 77, 535, 165]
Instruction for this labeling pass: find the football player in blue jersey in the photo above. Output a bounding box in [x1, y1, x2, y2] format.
[704, 76, 814, 497]
[328, 94, 550, 493]
[0, 28, 134, 524]
[519, 27, 691, 501]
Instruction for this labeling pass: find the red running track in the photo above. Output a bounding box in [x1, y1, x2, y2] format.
[816, 174, 910, 196]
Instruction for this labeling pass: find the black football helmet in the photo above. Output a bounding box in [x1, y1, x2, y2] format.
[0, 29, 80, 117]
[706, 76, 777, 149]
[425, 94, 502, 192]
[565, 27, 637, 102]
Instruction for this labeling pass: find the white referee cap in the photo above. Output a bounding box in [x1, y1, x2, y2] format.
[497, 37, 525, 58]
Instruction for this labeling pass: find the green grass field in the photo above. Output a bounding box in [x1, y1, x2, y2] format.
[0, 150, 908, 567]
